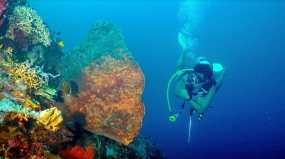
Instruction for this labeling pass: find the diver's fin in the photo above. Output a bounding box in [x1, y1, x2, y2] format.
[190, 107, 195, 116]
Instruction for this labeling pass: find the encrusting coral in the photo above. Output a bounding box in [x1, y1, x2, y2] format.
[0, 98, 39, 120]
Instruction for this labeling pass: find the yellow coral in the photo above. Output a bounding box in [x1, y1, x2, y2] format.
[0, 144, 11, 158]
[8, 61, 44, 90]
[38, 107, 63, 131]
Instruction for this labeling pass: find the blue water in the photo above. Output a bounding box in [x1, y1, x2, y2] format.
[29, 1, 285, 159]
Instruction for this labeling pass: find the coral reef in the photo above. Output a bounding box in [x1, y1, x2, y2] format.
[61, 21, 145, 145]
[27, 44, 46, 64]
[0, 98, 67, 158]
[0, 0, 8, 15]
[0, 112, 6, 124]
[57, 121, 165, 159]
[0, 98, 63, 129]
[8, 5, 51, 46]
[0, 124, 72, 158]
[0, 0, 8, 26]
[21, 98, 41, 111]
[13, 29, 31, 49]
[34, 85, 57, 101]
[128, 136, 165, 159]
[0, 1, 164, 158]
[0, 98, 39, 120]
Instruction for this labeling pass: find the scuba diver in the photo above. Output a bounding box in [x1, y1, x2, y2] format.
[166, 50, 226, 142]
[174, 50, 226, 121]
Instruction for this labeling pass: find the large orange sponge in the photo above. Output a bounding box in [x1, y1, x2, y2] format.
[61, 21, 145, 145]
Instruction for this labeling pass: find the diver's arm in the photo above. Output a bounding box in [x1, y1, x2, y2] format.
[175, 50, 186, 72]
[175, 79, 191, 100]
[189, 86, 216, 113]
[188, 100, 203, 113]
[175, 89, 190, 100]
[215, 69, 226, 92]
[189, 70, 226, 113]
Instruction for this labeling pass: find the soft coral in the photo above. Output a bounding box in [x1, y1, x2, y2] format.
[58, 145, 94, 159]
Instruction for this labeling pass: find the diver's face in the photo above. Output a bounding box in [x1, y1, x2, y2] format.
[196, 73, 204, 79]
[189, 72, 204, 85]
[191, 72, 204, 92]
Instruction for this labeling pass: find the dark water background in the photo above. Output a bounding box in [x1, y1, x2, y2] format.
[29, 1, 285, 159]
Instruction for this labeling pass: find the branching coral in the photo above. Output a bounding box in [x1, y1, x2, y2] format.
[8, 5, 51, 46]
[8, 61, 45, 90]
[0, 144, 11, 158]
[8, 60, 59, 90]
[0, 45, 14, 67]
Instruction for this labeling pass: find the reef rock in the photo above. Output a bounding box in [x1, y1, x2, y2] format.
[61, 21, 145, 145]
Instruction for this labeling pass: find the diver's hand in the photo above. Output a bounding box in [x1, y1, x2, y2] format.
[196, 94, 207, 105]
[179, 89, 191, 100]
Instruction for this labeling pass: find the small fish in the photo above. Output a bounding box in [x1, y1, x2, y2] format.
[57, 41, 64, 47]
[57, 31, 61, 35]
[53, 31, 55, 35]
[61, 80, 72, 97]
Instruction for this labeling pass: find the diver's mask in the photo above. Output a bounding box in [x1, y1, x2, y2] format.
[188, 73, 204, 84]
